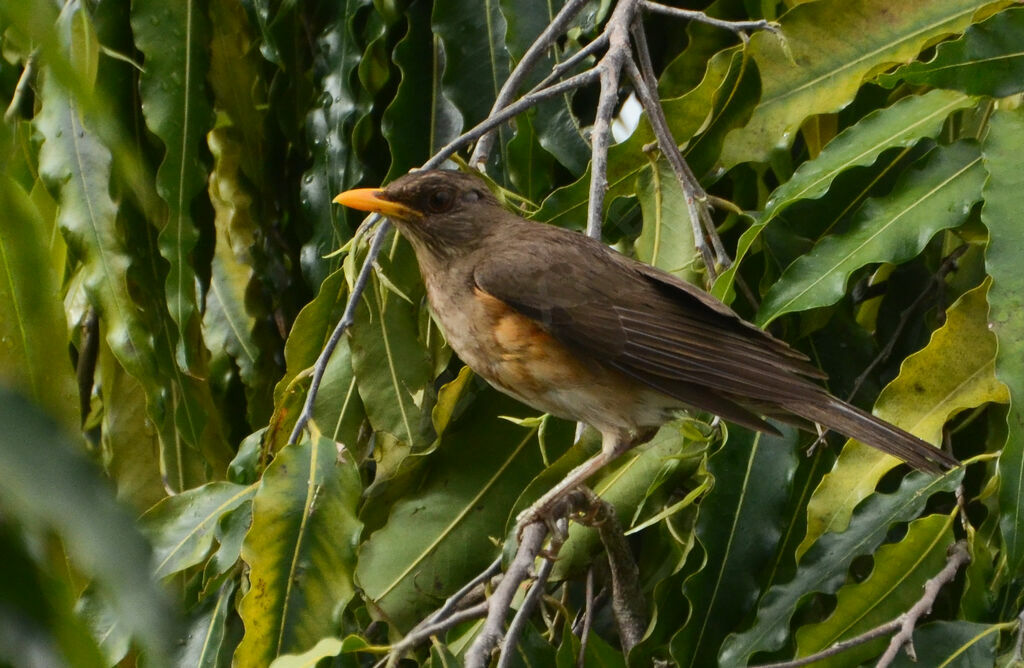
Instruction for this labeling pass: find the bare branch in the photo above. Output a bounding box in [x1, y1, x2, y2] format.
[626, 24, 718, 278]
[585, 0, 641, 238]
[287, 220, 391, 445]
[876, 540, 970, 667]
[752, 621, 902, 668]
[532, 33, 610, 93]
[384, 601, 489, 667]
[641, 1, 780, 37]
[498, 518, 568, 668]
[576, 567, 596, 668]
[465, 522, 549, 668]
[572, 488, 645, 652]
[754, 540, 970, 668]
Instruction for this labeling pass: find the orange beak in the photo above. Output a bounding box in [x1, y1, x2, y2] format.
[333, 188, 419, 219]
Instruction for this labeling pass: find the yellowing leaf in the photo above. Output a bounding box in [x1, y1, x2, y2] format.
[800, 280, 1007, 556]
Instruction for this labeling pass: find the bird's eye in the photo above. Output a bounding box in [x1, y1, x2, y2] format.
[426, 187, 455, 213]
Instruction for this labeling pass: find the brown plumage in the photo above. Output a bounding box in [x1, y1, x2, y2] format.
[335, 169, 957, 509]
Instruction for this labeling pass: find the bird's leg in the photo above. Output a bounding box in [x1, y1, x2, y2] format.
[515, 431, 628, 536]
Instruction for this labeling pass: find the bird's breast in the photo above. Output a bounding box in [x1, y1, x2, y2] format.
[423, 277, 676, 434]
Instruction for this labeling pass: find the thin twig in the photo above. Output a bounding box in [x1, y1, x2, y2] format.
[626, 23, 719, 278]
[498, 518, 568, 668]
[532, 33, 610, 93]
[287, 222, 391, 445]
[754, 540, 970, 668]
[384, 601, 490, 666]
[585, 0, 640, 239]
[426, 556, 503, 627]
[876, 540, 971, 667]
[471, 0, 591, 168]
[641, 1, 780, 36]
[576, 567, 596, 668]
[465, 522, 549, 668]
[753, 621, 902, 668]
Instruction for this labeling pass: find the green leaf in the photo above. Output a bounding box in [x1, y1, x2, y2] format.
[757, 140, 985, 325]
[0, 174, 78, 430]
[236, 432, 363, 662]
[349, 235, 436, 452]
[878, 7, 1024, 97]
[888, 621, 1000, 667]
[140, 481, 256, 579]
[96, 343, 167, 513]
[799, 281, 1004, 556]
[131, 0, 214, 373]
[718, 467, 963, 665]
[635, 157, 700, 284]
[432, 0, 510, 174]
[793, 513, 954, 666]
[0, 388, 178, 665]
[713, 89, 973, 301]
[671, 424, 800, 668]
[382, 0, 459, 178]
[721, 0, 999, 165]
[981, 107, 1024, 577]
[356, 388, 572, 631]
[300, 0, 372, 286]
[204, 126, 270, 424]
[178, 579, 237, 668]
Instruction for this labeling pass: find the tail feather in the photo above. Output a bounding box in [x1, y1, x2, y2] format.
[784, 394, 959, 473]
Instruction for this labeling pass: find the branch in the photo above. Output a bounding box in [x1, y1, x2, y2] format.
[641, 1, 780, 37]
[876, 540, 970, 667]
[576, 567, 596, 668]
[626, 24, 720, 278]
[497, 518, 568, 668]
[585, 0, 641, 238]
[753, 540, 970, 668]
[572, 488, 646, 653]
[465, 522, 550, 668]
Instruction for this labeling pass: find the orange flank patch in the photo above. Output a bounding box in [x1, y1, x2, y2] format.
[472, 288, 591, 394]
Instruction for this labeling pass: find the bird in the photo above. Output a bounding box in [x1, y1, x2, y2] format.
[334, 169, 958, 524]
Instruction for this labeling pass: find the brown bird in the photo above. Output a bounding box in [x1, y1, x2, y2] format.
[335, 169, 957, 521]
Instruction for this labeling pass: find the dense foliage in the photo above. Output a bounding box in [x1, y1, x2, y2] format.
[1, 0, 1023, 665]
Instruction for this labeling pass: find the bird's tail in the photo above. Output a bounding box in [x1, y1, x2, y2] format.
[783, 394, 959, 473]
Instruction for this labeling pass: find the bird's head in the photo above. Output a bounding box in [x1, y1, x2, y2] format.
[334, 170, 506, 260]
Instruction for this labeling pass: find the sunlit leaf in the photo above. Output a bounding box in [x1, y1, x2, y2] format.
[982, 107, 1024, 577]
[800, 281, 1005, 555]
[236, 432, 362, 663]
[718, 468, 963, 665]
[757, 140, 985, 325]
[132, 0, 214, 373]
[721, 0, 999, 165]
[879, 7, 1024, 97]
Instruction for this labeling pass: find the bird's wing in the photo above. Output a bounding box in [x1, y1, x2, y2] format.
[472, 229, 825, 410]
